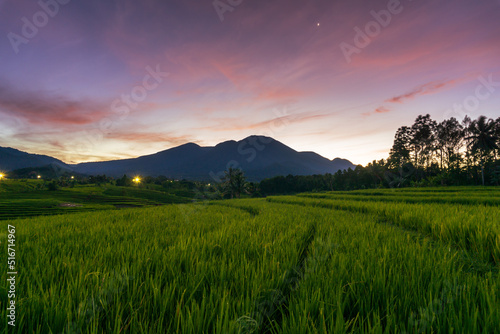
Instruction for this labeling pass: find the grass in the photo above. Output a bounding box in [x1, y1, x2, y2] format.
[0, 186, 498, 333]
[269, 193, 500, 266]
[0, 180, 193, 221]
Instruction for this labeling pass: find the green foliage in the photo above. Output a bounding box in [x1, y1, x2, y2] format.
[47, 180, 58, 191]
[259, 114, 500, 194]
[0, 179, 193, 221]
[222, 167, 247, 198]
[0, 187, 499, 333]
[115, 174, 132, 187]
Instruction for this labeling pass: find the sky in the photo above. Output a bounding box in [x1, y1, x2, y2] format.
[0, 0, 499, 166]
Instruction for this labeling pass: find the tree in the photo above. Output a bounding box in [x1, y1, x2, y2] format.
[116, 174, 132, 187]
[47, 181, 58, 191]
[245, 182, 260, 197]
[494, 117, 500, 161]
[389, 126, 412, 168]
[466, 116, 499, 185]
[410, 114, 437, 169]
[222, 168, 246, 198]
[435, 117, 463, 170]
[462, 116, 475, 180]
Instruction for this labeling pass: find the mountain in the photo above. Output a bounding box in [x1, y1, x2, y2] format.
[1, 136, 356, 181]
[0, 146, 69, 171]
[71, 136, 356, 181]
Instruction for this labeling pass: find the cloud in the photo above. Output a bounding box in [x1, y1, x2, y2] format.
[0, 83, 108, 126]
[192, 109, 331, 133]
[106, 132, 193, 145]
[385, 79, 460, 104]
[375, 107, 390, 113]
[362, 106, 390, 117]
[1, 0, 499, 166]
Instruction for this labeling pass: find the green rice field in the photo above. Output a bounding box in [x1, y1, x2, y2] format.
[1, 187, 499, 333]
[0, 180, 192, 221]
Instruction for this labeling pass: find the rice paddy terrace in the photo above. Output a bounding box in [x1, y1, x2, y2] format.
[0, 186, 499, 333]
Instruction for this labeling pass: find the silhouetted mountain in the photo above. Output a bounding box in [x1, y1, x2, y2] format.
[72, 136, 356, 181]
[0, 146, 68, 171]
[0, 136, 356, 181]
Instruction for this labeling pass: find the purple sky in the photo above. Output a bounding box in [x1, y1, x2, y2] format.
[1, 0, 499, 165]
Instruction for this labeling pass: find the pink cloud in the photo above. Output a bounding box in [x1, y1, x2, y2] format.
[375, 107, 390, 113]
[362, 106, 391, 117]
[192, 110, 331, 133]
[0, 83, 108, 125]
[386, 79, 461, 104]
[107, 132, 193, 145]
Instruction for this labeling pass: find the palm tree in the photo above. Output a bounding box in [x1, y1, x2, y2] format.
[466, 116, 499, 185]
[222, 167, 246, 198]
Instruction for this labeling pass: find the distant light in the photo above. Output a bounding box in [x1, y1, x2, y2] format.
[133, 177, 141, 184]
[0, 173, 4, 180]
[71, 176, 74, 179]
[317, 22, 320, 27]
[37, 175, 41, 179]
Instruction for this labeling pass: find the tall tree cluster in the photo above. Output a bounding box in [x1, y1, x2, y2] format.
[388, 114, 499, 186]
[259, 114, 500, 195]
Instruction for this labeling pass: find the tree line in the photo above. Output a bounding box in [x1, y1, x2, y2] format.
[18, 114, 499, 196]
[258, 114, 500, 195]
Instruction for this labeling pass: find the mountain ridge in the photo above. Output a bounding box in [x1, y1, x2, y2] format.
[0, 146, 68, 171]
[1, 136, 356, 181]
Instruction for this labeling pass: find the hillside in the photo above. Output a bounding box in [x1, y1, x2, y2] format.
[0, 147, 68, 171]
[1, 136, 356, 181]
[72, 135, 355, 180]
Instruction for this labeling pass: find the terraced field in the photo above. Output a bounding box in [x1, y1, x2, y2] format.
[0, 187, 499, 333]
[0, 180, 192, 221]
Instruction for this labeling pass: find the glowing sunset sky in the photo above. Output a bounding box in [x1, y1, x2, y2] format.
[0, 0, 499, 165]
